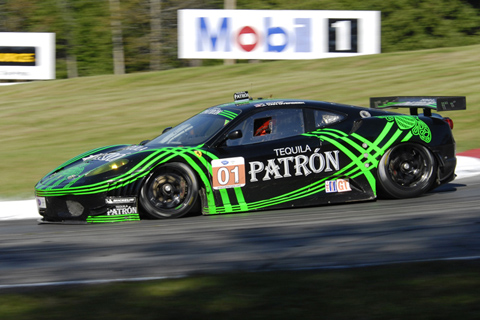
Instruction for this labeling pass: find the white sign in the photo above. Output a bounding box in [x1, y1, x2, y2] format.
[178, 10, 380, 60]
[0, 32, 55, 80]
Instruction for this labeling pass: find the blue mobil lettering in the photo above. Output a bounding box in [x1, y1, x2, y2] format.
[197, 17, 311, 53]
[249, 149, 340, 182]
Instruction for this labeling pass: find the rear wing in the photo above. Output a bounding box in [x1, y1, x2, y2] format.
[370, 96, 466, 116]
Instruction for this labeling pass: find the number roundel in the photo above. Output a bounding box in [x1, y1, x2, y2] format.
[211, 157, 246, 190]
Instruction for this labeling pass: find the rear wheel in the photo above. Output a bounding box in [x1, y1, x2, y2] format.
[140, 163, 198, 219]
[377, 143, 436, 198]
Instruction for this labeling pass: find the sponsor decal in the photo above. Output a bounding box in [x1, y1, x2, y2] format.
[211, 157, 246, 189]
[325, 179, 351, 193]
[0, 46, 36, 66]
[106, 207, 138, 215]
[249, 146, 341, 182]
[195, 150, 203, 158]
[274, 145, 311, 157]
[202, 108, 223, 115]
[254, 101, 305, 108]
[396, 98, 437, 107]
[36, 196, 47, 209]
[265, 101, 305, 106]
[105, 197, 136, 205]
[234, 91, 249, 101]
[123, 145, 148, 152]
[105, 197, 138, 216]
[83, 153, 125, 162]
[178, 10, 380, 60]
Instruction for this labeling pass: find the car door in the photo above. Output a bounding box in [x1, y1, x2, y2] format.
[210, 107, 329, 208]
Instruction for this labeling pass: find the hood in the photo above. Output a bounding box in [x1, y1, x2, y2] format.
[35, 144, 177, 196]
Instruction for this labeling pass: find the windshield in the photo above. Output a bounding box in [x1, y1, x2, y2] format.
[147, 107, 241, 146]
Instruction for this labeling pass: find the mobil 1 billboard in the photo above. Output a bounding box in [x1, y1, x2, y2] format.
[0, 32, 55, 80]
[178, 10, 380, 60]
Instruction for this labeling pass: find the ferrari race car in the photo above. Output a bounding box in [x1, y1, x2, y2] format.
[35, 93, 465, 223]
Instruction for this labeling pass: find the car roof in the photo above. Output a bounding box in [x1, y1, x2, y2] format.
[212, 98, 373, 115]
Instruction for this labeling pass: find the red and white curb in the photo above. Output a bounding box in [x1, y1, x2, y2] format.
[1, 154, 480, 221]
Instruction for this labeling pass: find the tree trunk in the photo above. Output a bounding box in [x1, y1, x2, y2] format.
[57, 0, 78, 78]
[109, 0, 125, 75]
[150, 0, 161, 71]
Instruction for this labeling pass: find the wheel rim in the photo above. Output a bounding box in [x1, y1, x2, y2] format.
[387, 145, 431, 188]
[147, 170, 190, 211]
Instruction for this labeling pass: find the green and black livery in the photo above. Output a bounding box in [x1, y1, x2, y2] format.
[35, 93, 465, 223]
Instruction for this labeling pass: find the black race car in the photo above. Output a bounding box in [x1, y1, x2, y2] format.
[35, 93, 465, 223]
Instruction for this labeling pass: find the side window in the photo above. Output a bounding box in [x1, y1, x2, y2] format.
[314, 110, 344, 128]
[227, 108, 304, 146]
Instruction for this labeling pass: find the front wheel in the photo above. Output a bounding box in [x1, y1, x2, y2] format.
[140, 163, 198, 219]
[377, 143, 436, 199]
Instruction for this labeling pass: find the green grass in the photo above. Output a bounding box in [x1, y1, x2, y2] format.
[1, 260, 480, 320]
[1, 45, 479, 199]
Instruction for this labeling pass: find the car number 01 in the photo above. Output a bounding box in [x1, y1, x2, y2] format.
[211, 157, 246, 190]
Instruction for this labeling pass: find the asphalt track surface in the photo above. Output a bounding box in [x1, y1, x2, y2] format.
[0, 172, 479, 288]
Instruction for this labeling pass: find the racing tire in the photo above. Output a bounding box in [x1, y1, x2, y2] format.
[140, 162, 199, 219]
[377, 143, 436, 199]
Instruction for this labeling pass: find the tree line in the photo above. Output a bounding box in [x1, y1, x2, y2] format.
[0, 0, 478, 79]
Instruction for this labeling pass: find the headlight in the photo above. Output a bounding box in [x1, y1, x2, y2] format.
[85, 159, 129, 177]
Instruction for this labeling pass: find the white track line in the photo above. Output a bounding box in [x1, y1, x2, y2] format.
[0, 275, 185, 290]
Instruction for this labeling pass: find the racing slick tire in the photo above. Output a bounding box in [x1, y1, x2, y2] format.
[140, 162, 199, 219]
[377, 143, 436, 199]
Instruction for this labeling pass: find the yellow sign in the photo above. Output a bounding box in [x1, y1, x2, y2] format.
[0, 53, 35, 63]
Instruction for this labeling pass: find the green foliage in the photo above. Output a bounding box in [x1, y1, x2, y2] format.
[70, 0, 113, 76]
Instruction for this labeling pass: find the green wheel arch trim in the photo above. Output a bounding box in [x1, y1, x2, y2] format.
[377, 116, 432, 143]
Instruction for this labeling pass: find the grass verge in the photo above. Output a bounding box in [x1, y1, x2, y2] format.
[1, 45, 479, 199]
[1, 260, 480, 319]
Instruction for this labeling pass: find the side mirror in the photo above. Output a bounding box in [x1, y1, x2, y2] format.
[227, 130, 242, 140]
[217, 130, 243, 147]
[162, 127, 173, 134]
